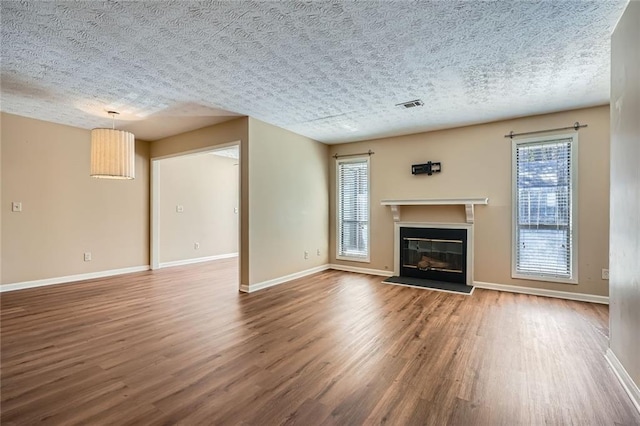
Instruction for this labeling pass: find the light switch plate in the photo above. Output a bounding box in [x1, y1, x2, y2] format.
[12, 202, 22, 212]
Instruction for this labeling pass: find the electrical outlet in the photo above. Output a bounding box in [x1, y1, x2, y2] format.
[602, 269, 609, 280]
[304, 251, 309, 260]
[11, 202, 22, 212]
[316, 249, 320, 256]
[84, 252, 92, 262]
[194, 242, 200, 250]
[234, 207, 238, 214]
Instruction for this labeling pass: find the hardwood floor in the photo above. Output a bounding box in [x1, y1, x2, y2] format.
[1, 259, 638, 425]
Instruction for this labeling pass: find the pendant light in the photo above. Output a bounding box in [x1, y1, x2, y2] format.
[90, 111, 135, 179]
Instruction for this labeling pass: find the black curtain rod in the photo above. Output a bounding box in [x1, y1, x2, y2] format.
[505, 122, 587, 139]
[333, 149, 375, 159]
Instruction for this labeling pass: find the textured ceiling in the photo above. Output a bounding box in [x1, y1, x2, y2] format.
[211, 145, 239, 160]
[0, 1, 628, 143]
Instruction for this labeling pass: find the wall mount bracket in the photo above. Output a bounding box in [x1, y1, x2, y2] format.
[412, 162, 441, 176]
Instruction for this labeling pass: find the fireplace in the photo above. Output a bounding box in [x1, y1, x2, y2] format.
[394, 222, 474, 286]
[400, 227, 467, 284]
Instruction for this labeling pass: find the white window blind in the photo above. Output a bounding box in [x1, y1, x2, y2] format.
[513, 135, 576, 282]
[337, 158, 369, 260]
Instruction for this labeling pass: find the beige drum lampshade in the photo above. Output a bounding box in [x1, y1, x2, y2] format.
[90, 128, 135, 179]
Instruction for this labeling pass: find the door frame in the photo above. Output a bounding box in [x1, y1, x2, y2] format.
[150, 141, 242, 282]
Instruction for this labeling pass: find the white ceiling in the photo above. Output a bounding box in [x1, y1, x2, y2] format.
[211, 145, 240, 160]
[0, 1, 628, 144]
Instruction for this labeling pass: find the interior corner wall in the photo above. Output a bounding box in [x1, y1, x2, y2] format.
[150, 117, 250, 285]
[329, 105, 611, 297]
[158, 153, 239, 264]
[1, 112, 150, 285]
[609, 0, 640, 394]
[247, 117, 329, 286]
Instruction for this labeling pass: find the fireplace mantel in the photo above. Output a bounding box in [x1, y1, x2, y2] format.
[380, 198, 489, 223]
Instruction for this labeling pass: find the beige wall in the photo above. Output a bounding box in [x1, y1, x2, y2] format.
[151, 117, 250, 284]
[1, 113, 150, 285]
[329, 105, 610, 296]
[152, 116, 329, 288]
[150, 117, 248, 159]
[610, 1, 640, 391]
[0, 103, 615, 301]
[158, 153, 238, 263]
[247, 118, 329, 286]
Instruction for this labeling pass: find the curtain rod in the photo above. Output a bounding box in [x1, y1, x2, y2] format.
[333, 149, 375, 159]
[504, 122, 587, 139]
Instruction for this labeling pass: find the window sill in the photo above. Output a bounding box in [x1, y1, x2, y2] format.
[336, 255, 370, 263]
[512, 272, 578, 285]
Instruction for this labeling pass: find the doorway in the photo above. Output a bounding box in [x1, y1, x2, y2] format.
[151, 142, 240, 289]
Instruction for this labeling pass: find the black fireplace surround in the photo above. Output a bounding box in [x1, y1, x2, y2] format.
[399, 227, 467, 285]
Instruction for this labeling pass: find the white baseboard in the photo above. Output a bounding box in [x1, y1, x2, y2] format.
[473, 281, 609, 304]
[240, 264, 330, 293]
[329, 264, 393, 277]
[606, 348, 640, 414]
[159, 253, 238, 268]
[0, 265, 150, 293]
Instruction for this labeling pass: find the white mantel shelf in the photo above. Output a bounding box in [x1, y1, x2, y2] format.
[380, 198, 489, 223]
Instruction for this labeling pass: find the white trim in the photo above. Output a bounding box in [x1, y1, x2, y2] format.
[606, 348, 640, 414]
[240, 264, 330, 293]
[329, 263, 393, 277]
[158, 253, 238, 268]
[336, 156, 371, 263]
[150, 141, 242, 161]
[335, 254, 370, 263]
[0, 266, 150, 293]
[394, 222, 474, 286]
[473, 281, 608, 304]
[511, 132, 579, 285]
[511, 271, 578, 285]
[381, 198, 489, 223]
[381, 198, 489, 206]
[382, 279, 475, 296]
[151, 160, 160, 270]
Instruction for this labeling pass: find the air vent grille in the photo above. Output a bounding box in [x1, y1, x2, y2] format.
[396, 99, 424, 109]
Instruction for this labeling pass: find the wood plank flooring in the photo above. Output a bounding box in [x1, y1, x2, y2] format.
[1, 259, 639, 425]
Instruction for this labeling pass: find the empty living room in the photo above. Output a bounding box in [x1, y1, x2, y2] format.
[1, 1, 639, 425]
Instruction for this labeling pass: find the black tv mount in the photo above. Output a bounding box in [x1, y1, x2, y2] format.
[412, 161, 441, 176]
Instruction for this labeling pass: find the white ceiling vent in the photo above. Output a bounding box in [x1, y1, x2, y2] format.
[396, 99, 424, 109]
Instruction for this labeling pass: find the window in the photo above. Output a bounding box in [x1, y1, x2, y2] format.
[337, 157, 369, 262]
[512, 134, 578, 283]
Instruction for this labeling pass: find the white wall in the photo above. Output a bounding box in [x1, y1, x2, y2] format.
[609, 0, 640, 403]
